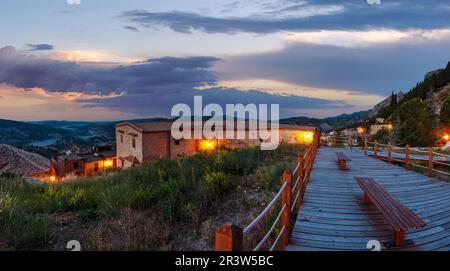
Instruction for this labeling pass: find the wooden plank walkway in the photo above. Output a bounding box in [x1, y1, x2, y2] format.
[287, 148, 450, 251]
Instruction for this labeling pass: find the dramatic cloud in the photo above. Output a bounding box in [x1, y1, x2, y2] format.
[0, 46, 348, 118]
[24, 43, 54, 51]
[121, 0, 450, 34]
[216, 34, 450, 95]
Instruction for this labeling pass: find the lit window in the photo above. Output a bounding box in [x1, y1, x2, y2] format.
[199, 140, 217, 151]
[104, 159, 113, 168]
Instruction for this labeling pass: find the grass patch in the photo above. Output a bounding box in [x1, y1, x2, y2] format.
[0, 143, 305, 250]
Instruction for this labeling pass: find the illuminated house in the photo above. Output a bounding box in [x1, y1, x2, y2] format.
[115, 121, 317, 168]
[50, 145, 117, 180]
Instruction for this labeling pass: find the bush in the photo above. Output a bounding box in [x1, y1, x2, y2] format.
[130, 190, 155, 210]
[0, 171, 19, 179]
[373, 128, 391, 144]
[215, 148, 260, 175]
[393, 98, 434, 146]
[8, 211, 54, 250]
[68, 188, 86, 211]
[77, 208, 98, 224]
[204, 171, 231, 196]
[254, 165, 285, 191]
[0, 192, 15, 224]
[441, 96, 450, 126]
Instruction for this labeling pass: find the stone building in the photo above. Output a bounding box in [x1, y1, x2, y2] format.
[116, 121, 317, 168]
[50, 145, 117, 180]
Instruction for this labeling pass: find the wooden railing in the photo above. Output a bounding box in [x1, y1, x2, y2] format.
[323, 134, 357, 148]
[363, 139, 450, 179]
[215, 130, 320, 251]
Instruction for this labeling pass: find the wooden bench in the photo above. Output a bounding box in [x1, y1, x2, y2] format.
[354, 177, 426, 247]
[335, 152, 351, 170]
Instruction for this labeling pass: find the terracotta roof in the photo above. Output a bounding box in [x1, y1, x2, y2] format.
[116, 121, 173, 133]
[0, 144, 50, 177]
[116, 121, 316, 133]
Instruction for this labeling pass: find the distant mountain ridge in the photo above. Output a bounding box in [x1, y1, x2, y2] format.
[0, 119, 68, 146]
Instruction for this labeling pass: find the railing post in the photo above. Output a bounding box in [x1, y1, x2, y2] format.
[388, 142, 392, 163]
[405, 145, 410, 170]
[364, 137, 368, 155]
[374, 141, 378, 159]
[428, 147, 433, 177]
[295, 156, 304, 213]
[215, 224, 243, 251]
[280, 171, 292, 251]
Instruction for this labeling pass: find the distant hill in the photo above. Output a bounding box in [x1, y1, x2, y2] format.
[280, 111, 371, 132]
[0, 119, 68, 146]
[402, 62, 450, 103]
[368, 62, 450, 122]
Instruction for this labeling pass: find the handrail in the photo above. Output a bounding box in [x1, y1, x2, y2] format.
[269, 226, 285, 251]
[243, 182, 287, 235]
[253, 204, 286, 251]
[214, 129, 320, 251]
[360, 137, 450, 178]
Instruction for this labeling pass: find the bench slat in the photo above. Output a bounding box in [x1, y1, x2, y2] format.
[366, 180, 425, 228]
[354, 177, 426, 232]
[335, 152, 351, 161]
[359, 179, 409, 231]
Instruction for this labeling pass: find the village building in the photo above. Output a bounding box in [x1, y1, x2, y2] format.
[50, 144, 117, 180]
[369, 123, 393, 136]
[116, 121, 317, 168]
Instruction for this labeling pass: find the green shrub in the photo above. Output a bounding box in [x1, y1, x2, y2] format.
[204, 171, 231, 196]
[373, 128, 391, 144]
[8, 211, 54, 250]
[130, 190, 155, 210]
[254, 165, 285, 191]
[0, 171, 19, 179]
[77, 208, 98, 224]
[0, 191, 15, 224]
[68, 188, 86, 211]
[215, 148, 260, 175]
[441, 96, 450, 126]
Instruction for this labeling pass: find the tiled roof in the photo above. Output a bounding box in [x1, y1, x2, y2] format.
[116, 121, 316, 133]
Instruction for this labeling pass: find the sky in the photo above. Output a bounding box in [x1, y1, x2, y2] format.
[0, 0, 450, 121]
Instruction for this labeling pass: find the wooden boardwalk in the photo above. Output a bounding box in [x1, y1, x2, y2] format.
[287, 148, 450, 251]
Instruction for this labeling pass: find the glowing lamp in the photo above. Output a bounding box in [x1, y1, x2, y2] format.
[50, 176, 56, 182]
[357, 127, 366, 134]
[200, 140, 217, 151]
[296, 131, 314, 144]
[104, 159, 113, 167]
[443, 134, 450, 142]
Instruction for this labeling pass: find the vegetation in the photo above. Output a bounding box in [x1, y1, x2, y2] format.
[372, 128, 391, 144]
[0, 144, 304, 251]
[441, 96, 450, 127]
[402, 62, 450, 102]
[392, 98, 434, 147]
[373, 63, 450, 147]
